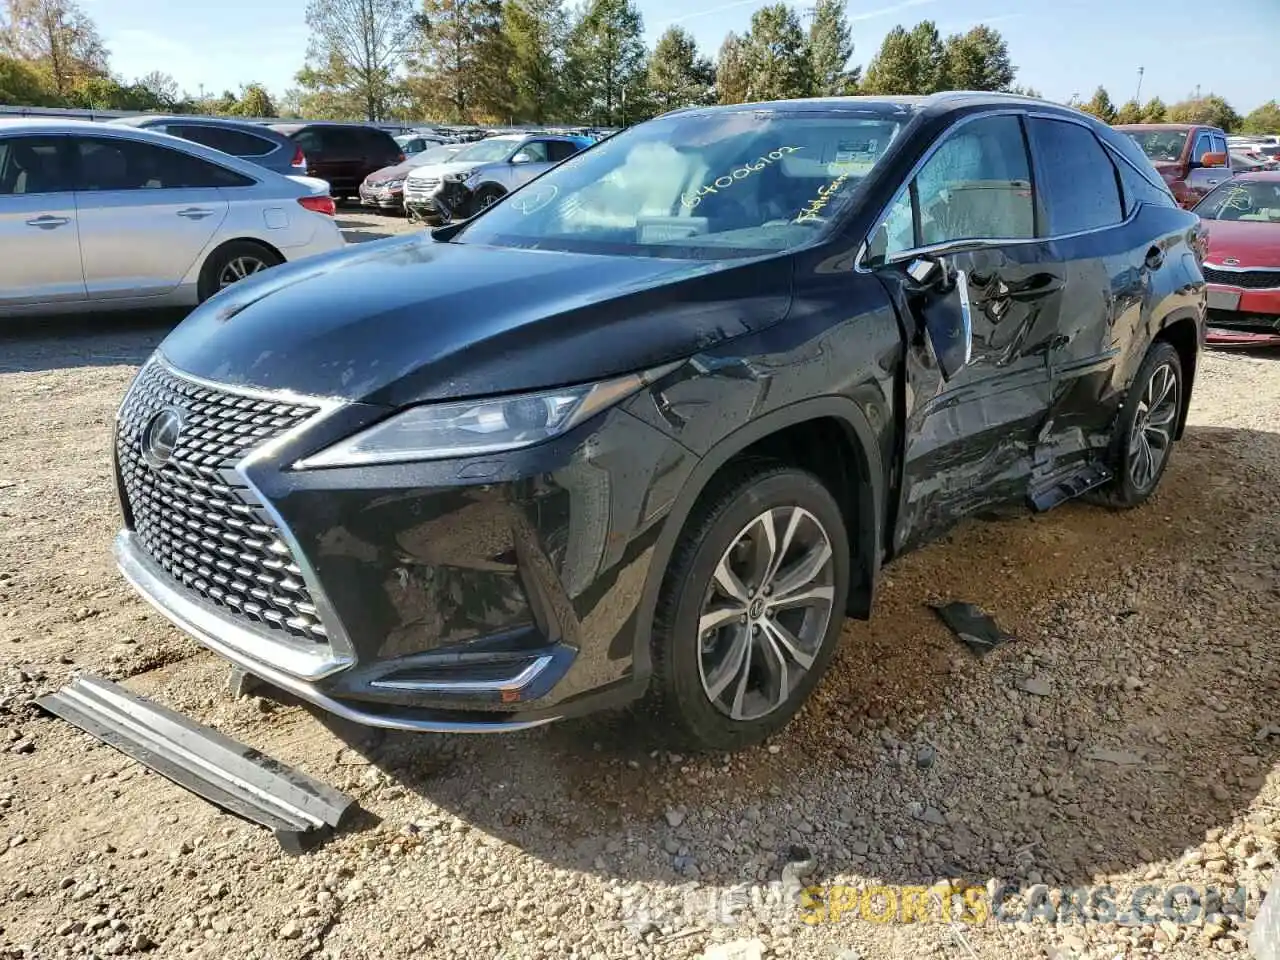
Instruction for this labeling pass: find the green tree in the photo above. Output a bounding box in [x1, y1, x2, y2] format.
[1114, 98, 1143, 124]
[135, 70, 179, 110]
[1241, 100, 1280, 135]
[861, 25, 916, 94]
[236, 83, 277, 117]
[647, 26, 713, 114]
[564, 0, 646, 126]
[714, 30, 750, 104]
[292, 56, 367, 119]
[1078, 85, 1116, 123]
[1007, 83, 1041, 98]
[1141, 96, 1166, 122]
[940, 24, 1013, 91]
[412, 0, 509, 122]
[0, 53, 58, 104]
[302, 0, 418, 121]
[908, 20, 944, 92]
[807, 0, 854, 96]
[1, 0, 108, 97]
[1168, 94, 1239, 132]
[742, 3, 810, 102]
[502, 0, 568, 123]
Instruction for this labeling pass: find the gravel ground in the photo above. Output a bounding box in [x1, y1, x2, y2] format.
[2, 216, 1280, 960]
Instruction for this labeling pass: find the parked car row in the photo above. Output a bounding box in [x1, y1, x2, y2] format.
[0, 119, 343, 317]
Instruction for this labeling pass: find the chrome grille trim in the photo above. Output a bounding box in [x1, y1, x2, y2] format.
[115, 355, 354, 678]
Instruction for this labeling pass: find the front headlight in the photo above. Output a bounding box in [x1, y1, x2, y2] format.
[296, 367, 676, 469]
[445, 167, 480, 183]
[382, 178, 404, 189]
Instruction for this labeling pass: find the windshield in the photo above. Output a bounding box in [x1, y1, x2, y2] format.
[1125, 130, 1188, 163]
[453, 138, 519, 163]
[411, 144, 461, 166]
[454, 107, 912, 260]
[1194, 179, 1280, 222]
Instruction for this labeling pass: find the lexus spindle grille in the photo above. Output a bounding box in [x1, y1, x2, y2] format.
[1203, 266, 1280, 290]
[115, 360, 328, 646]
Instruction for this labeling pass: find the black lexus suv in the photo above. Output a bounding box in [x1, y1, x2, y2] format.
[113, 93, 1206, 751]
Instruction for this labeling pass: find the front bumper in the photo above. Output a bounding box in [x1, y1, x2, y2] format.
[358, 184, 403, 209]
[112, 359, 696, 731]
[1206, 281, 1280, 345]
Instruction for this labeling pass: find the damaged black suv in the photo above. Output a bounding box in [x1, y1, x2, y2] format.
[113, 93, 1205, 751]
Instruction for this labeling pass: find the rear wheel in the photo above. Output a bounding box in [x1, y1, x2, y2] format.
[647, 464, 851, 752]
[197, 241, 282, 302]
[1089, 340, 1183, 508]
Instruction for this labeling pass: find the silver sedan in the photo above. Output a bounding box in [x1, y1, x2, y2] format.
[0, 119, 346, 317]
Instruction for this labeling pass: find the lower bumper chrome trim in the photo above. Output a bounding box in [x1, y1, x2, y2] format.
[115, 532, 557, 733]
[369, 655, 555, 693]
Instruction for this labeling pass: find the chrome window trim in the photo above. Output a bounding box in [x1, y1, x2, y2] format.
[855, 108, 1146, 274]
[954, 267, 973, 367]
[120, 353, 356, 679]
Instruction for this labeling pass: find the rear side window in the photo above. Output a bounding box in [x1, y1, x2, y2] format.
[547, 140, 580, 162]
[365, 130, 400, 156]
[0, 136, 71, 194]
[74, 137, 255, 190]
[292, 129, 323, 154]
[172, 125, 275, 158]
[1110, 151, 1176, 213]
[1027, 117, 1123, 235]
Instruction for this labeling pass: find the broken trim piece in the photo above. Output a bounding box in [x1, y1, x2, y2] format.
[38, 674, 353, 853]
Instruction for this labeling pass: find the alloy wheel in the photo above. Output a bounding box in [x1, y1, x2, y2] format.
[696, 506, 836, 721]
[218, 256, 268, 289]
[1129, 361, 1179, 491]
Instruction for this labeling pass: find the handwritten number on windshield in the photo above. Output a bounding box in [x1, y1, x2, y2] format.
[680, 146, 803, 209]
[795, 172, 851, 224]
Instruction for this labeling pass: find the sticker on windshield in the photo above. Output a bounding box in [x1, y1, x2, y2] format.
[680, 146, 804, 209]
[834, 139, 877, 164]
[795, 172, 852, 224]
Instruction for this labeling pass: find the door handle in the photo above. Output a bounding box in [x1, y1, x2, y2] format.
[25, 215, 69, 229]
[1144, 246, 1165, 270]
[176, 207, 214, 220]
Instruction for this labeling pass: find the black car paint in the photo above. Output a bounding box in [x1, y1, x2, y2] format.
[121, 95, 1205, 727]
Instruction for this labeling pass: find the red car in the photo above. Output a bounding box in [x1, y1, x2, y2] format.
[1116, 123, 1232, 209]
[1193, 172, 1280, 346]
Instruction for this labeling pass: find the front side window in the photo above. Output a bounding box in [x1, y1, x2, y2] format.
[75, 137, 253, 190]
[0, 136, 71, 194]
[515, 141, 550, 163]
[1192, 133, 1213, 161]
[1027, 117, 1123, 235]
[455, 107, 912, 260]
[1192, 179, 1280, 222]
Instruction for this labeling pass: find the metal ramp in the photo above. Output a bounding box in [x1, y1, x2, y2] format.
[38, 674, 353, 854]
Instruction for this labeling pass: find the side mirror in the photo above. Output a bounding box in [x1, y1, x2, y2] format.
[1201, 151, 1227, 168]
[511, 151, 533, 164]
[898, 256, 972, 381]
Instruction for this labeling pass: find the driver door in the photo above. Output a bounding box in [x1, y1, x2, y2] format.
[865, 112, 1066, 553]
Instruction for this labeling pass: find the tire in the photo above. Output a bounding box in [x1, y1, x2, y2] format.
[1088, 339, 1183, 509]
[647, 463, 851, 752]
[471, 185, 505, 215]
[197, 241, 283, 303]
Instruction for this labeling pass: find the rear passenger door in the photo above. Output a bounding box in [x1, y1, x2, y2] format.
[71, 136, 233, 299]
[1023, 115, 1140, 476]
[868, 112, 1066, 551]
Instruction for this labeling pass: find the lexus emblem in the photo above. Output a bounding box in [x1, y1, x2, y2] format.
[142, 407, 185, 468]
[1223, 258, 1240, 266]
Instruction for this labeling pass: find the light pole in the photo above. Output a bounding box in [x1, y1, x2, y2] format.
[1135, 66, 1144, 103]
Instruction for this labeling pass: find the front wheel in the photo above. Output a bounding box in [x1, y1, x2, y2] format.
[471, 185, 505, 215]
[1091, 340, 1183, 508]
[647, 464, 851, 752]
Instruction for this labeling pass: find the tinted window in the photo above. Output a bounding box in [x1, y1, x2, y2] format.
[1192, 132, 1213, 160]
[0, 136, 71, 194]
[172, 125, 275, 158]
[911, 114, 1034, 248]
[1111, 150, 1176, 213]
[1028, 117, 1123, 235]
[547, 140, 580, 162]
[292, 129, 323, 154]
[365, 130, 400, 155]
[1212, 134, 1229, 158]
[75, 137, 254, 190]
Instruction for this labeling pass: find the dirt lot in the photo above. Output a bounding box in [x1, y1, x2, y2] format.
[2, 215, 1280, 960]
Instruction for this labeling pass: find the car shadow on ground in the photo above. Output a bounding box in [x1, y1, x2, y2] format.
[0, 310, 185, 374]
[314, 422, 1280, 895]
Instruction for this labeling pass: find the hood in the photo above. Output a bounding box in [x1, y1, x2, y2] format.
[158, 235, 793, 408]
[1203, 219, 1280, 266]
[364, 159, 417, 183]
[405, 160, 478, 182]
